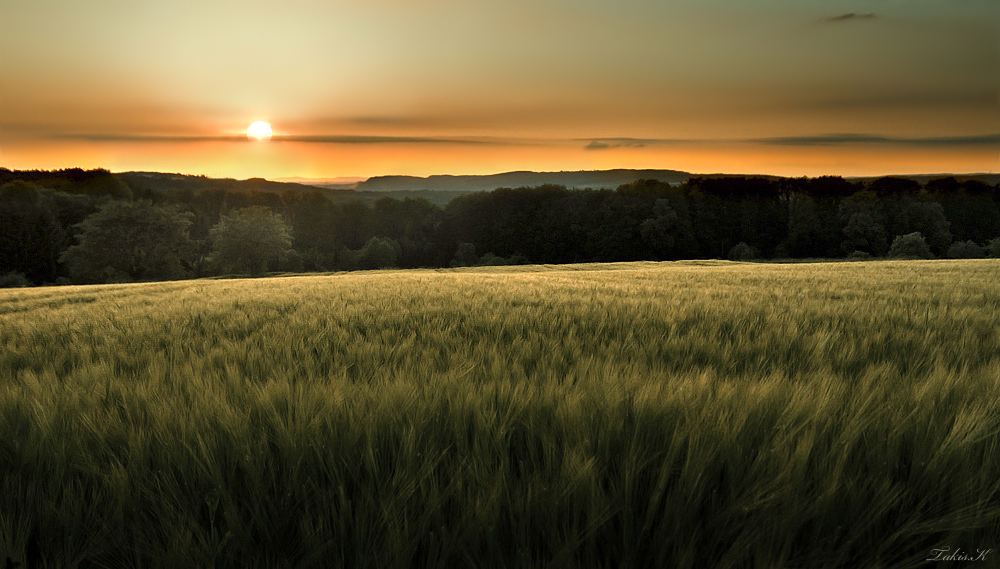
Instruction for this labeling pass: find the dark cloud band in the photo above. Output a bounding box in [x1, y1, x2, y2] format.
[584, 134, 1000, 149]
[584, 138, 692, 150]
[41, 133, 509, 145]
[821, 13, 877, 24]
[757, 134, 1000, 146]
[29, 130, 1000, 149]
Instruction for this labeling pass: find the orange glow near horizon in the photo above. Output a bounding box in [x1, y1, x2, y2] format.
[2, 137, 997, 180]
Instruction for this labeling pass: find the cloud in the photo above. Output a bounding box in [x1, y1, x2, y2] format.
[821, 12, 878, 24]
[40, 132, 514, 145]
[278, 135, 502, 145]
[47, 133, 246, 143]
[756, 133, 1000, 146]
[584, 138, 684, 150]
[33, 129, 1000, 150]
[583, 134, 1000, 150]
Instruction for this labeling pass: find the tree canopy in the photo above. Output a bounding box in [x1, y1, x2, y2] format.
[3, 168, 1000, 285]
[60, 200, 195, 283]
[210, 206, 293, 276]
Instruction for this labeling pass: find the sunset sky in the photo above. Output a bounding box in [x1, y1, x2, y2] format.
[2, 0, 997, 180]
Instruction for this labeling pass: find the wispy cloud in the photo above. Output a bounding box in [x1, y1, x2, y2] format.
[278, 135, 505, 145]
[820, 12, 878, 24]
[583, 133, 1000, 150]
[584, 138, 690, 150]
[757, 133, 1000, 146]
[47, 133, 246, 143]
[41, 132, 515, 146]
[35, 130, 1000, 150]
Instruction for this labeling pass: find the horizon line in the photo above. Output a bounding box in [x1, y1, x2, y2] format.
[5, 165, 997, 184]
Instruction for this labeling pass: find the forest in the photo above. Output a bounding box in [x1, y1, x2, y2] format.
[2, 167, 999, 286]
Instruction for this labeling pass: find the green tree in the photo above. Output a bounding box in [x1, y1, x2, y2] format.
[210, 206, 293, 276]
[986, 237, 1000, 258]
[0, 181, 65, 283]
[357, 236, 400, 269]
[640, 199, 683, 259]
[842, 212, 889, 256]
[946, 240, 984, 259]
[888, 232, 934, 259]
[893, 201, 951, 255]
[728, 242, 757, 261]
[451, 242, 478, 267]
[60, 200, 195, 283]
[478, 252, 507, 266]
[0, 271, 32, 288]
[781, 192, 823, 257]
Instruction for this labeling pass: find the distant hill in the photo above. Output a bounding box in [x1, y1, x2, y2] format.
[847, 173, 1000, 186]
[355, 169, 693, 193]
[273, 176, 364, 190]
[118, 172, 357, 201]
[5, 168, 995, 207]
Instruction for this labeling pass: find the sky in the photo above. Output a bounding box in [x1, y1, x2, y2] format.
[1, 0, 997, 179]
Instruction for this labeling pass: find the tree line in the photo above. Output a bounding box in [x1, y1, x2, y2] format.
[2, 168, 999, 286]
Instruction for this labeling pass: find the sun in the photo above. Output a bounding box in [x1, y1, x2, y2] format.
[247, 121, 272, 141]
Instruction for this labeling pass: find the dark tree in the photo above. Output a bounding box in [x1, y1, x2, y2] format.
[0, 181, 65, 283]
[869, 177, 921, 197]
[357, 236, 401, 269]
[640, 199, 683, 259]
[210, 206, 292, 276]
[781, 192, 823, 257]
[60, 200, 196, 283]
[728, 242, 758, 261]
[888, 232, 934, 259]
[372, 196, 443, 267]
[929, 178, 1000, 244]
[451, 242, 479, 267]
[986, 238, 1000, 258]
[946, 241, 984, 259]
[842, 212, 889, 256]
[893, 201, 952, 256]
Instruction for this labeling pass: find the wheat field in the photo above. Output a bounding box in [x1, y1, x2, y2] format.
[1, 260, 999, 568]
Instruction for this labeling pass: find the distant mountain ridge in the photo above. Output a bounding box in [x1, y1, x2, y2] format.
[118, 171, 355, 198]
[845, 173, 1000, 186]
[6, 168, 996, 204]
[322, 169, 1000, 193]
[355, 169, 693, 192]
